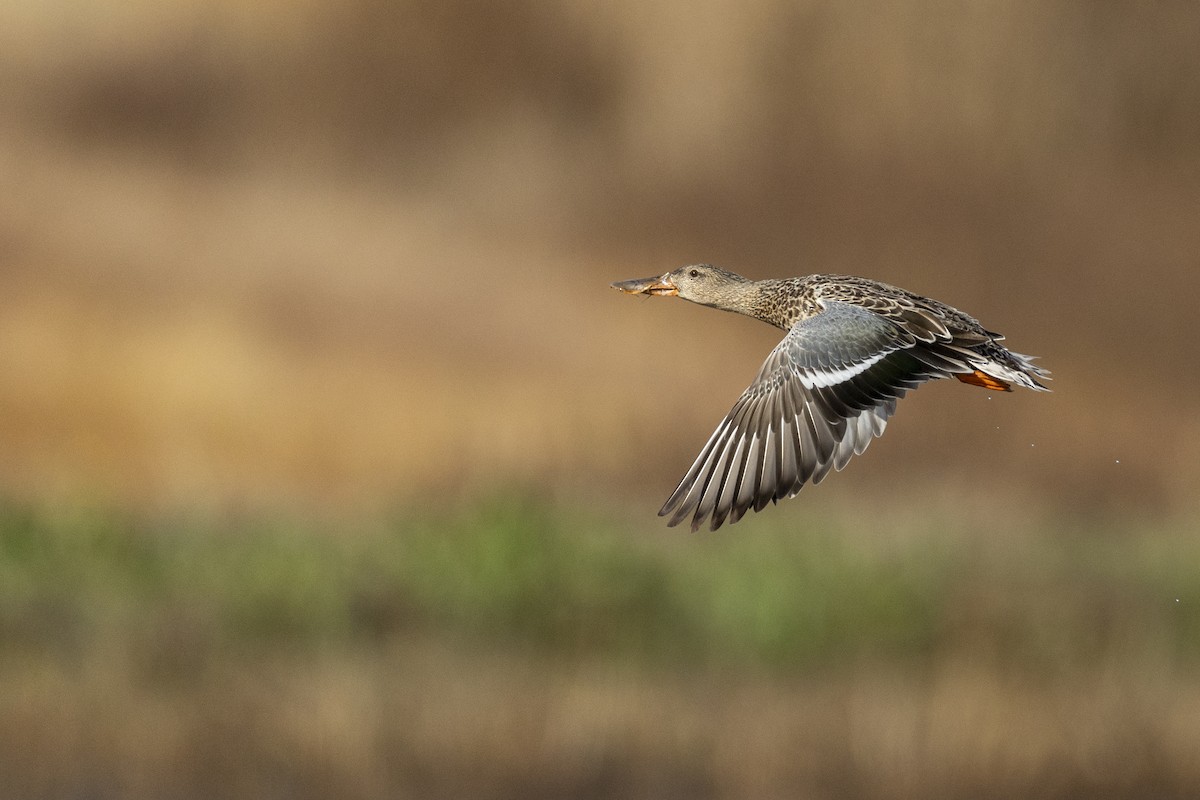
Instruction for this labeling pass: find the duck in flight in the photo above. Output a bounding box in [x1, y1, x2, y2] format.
[612, 264, 1050, 531]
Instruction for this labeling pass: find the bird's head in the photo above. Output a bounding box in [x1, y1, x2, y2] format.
[610, 264, 749, 306]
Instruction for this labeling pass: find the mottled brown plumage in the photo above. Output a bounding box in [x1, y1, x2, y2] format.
[612, 264, 1050, 531]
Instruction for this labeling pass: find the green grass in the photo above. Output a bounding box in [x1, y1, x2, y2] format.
[4, 494, 1200, 799]
[2, 493, 1197, 675]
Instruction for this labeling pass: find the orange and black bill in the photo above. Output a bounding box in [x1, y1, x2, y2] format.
[611, 275, 679, 296]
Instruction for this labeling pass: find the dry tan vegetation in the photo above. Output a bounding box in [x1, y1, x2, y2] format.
[2, 0, 1198, 515]
[7, 639, 1200, 799]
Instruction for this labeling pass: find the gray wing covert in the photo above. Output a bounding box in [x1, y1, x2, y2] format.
[659, 301, 936, 531]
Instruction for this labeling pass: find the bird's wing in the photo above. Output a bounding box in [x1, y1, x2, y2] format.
[660, 301, 940, 531]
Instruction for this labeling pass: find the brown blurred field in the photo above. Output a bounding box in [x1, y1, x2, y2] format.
[2, 1, 1200, 797]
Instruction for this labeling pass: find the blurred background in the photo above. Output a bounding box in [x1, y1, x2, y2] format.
[2, 1, 1199, 797]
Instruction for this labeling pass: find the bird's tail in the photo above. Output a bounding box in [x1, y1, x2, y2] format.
[958, 345, 1051, 392]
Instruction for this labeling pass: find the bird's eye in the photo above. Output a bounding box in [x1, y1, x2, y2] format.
[689, 269, 700, 278]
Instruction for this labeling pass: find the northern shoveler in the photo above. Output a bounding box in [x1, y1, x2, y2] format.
[612, 264, 1050, 531]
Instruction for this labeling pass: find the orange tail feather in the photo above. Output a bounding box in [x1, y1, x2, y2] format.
[956, 369, 1012, 391]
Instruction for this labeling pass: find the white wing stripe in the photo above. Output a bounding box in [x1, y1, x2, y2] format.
[798, 351, 887, 389]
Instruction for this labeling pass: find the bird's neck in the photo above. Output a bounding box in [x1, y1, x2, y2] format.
[701, 279, 793, 330]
